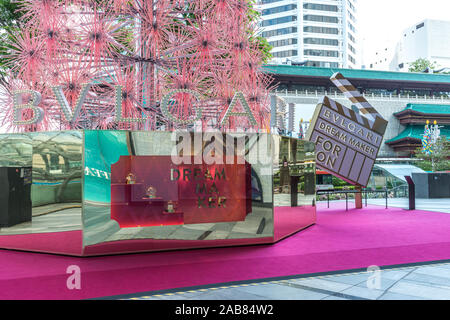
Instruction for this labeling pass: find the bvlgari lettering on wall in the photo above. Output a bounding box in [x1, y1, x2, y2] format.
[13, 88, 257, 127]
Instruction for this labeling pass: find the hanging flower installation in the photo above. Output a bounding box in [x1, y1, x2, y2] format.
[1, 0, 272, 132]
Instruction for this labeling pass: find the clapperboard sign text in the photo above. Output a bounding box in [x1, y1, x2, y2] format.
[306, 73, 388, 187]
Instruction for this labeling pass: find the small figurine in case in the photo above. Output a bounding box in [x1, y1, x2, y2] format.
[145, 185, 157, 199]
[166, 200, 175, 213]
[126, 173, 136, 184]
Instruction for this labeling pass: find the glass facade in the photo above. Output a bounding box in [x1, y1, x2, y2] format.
[261, 15, 297, 27]
[304, 26, 339, 35]
[304, 15, 339, 23]
[269, 38, 298, 48]
[262, 4, 297, 16]
[348, 44, 356, 54]
[304, 49, 340, 57]
[305, 61, 339, 68]
[272, 50, 298, 58]
[304, 38, 339, 46]
[260, 0, 284, 4]
[258, 0, 358, 67]
[262, 27, 297, 38]
[348, 32, 355, 43]
[303, 3, 338, 12]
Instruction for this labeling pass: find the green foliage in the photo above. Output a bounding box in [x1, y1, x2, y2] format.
[0, 0, 21, 29]
[251, 35, 272, 64]
[247, 1, 272, 63]
[408, 58, 438, 73]
[0, 0, 23, 76]
[415, 136, 450, 172]
[332, 176, 347, 187]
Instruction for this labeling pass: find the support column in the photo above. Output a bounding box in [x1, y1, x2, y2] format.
[355, 185, 363, 209]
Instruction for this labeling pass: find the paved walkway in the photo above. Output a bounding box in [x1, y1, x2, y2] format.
[318, 198, 450, 214]
[367, 198, 450, 214]
[123, 261, 450, 300]
[120, 199, 450, 301]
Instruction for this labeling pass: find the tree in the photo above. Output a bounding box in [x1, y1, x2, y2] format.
[247, 3, 272, 63]
[0, 0, 23, 75]
[408, 58, 438, 73]
[415, 136, 450, 172]
[0, 0, 21, 29]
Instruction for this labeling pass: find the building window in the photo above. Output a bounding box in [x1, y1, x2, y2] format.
[303, 3, 338, 12]
[304, 26, 339, 35]
[304, 15, 339, 24]
[348, 54, 356, 64]
[348, 10, 355, 22]
[262, 27, 297, 38]
[348, 44, 356, 54]
[348, 22, 356, 32]
[262, 4, 297, 16]
[348, 33, 355, 42]
[261, 15, 297, 27]
[306, 61, 339, 68]
[347, 0, 355, 11]
[272, 50, 298, 58]
[304, 49, 339, 57]
[260, 0, 284, 4]
[269, 38, 298, 48]
[304, 38, 339, 46]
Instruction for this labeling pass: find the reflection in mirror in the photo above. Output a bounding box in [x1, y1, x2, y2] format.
[273, 136, 316, 241]
[0, 131, 83, 255]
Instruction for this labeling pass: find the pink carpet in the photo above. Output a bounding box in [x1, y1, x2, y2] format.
[0, 231, 83, 256]
[1, 203, 450, 299]
[274, 205, 316, 241]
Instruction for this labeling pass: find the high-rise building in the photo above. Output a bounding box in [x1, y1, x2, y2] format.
[389, 20, 450, 72]
[257, 0, 359, 68]
[366, 19, 450, 72]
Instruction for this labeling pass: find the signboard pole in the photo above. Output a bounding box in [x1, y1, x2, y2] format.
[355, 185, 363, 209]
[405, 176, 415, 210]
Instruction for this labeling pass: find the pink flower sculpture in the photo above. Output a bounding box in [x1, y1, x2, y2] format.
[1, 0, 272, 132]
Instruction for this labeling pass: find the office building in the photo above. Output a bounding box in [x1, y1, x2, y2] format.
[368, 19, 450, 72]
[257, 0, 359, 68]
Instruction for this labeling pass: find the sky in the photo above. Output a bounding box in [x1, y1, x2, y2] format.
[358, 0, 450, 66]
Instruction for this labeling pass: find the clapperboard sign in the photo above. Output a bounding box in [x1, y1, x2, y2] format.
[306, 73, 388, 187]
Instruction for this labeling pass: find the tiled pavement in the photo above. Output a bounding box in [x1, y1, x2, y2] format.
[121, 261, 450, 300]
[0, 207, 82, 235]
[367, 198, 450, 214]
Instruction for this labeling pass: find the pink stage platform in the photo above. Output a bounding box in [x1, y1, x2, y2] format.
[1, 202, 450, 299]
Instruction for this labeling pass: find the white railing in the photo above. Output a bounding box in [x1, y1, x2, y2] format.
[273, 89, 450, 103]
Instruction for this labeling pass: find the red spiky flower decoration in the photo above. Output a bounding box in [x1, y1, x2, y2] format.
[1, 0, 272, 132]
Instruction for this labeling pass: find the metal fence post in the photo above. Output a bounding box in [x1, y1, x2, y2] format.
[327, 192, 330, 208]
[365, 190, 367, 207]
[345, 192, 348, 211]
[385, 190, 388, 209]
